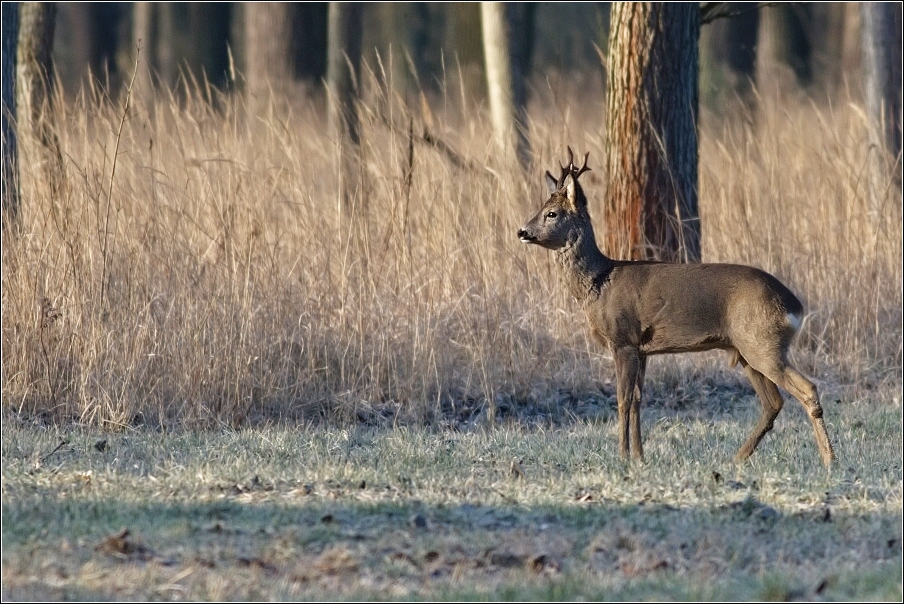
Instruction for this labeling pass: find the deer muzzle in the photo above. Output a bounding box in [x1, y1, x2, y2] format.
[517, 228, 536, 243]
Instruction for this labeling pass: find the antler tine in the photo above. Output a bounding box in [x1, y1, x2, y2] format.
[556, 161, 569, 190]
[555, 148, 591, 189]
[556, 147, 576, 189]
[573, 151, 591, 179]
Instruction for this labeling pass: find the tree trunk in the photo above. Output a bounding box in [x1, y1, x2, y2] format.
[293, 3, 328, 82]
[603, 3, 700, 263]
[244, 2, 293, 105]
[2, 1, 19, 225]
[132, 2, 156, 98]
[862, 2, 902, 180]
[481, 2, 533, 167]
[17, 2, 62, 180]
[188, 3, 231, 90]
[809, 3, 849, 97]
[700, 3, 758, 112]
[327, 2, 362, 144]
[327, 2, 363, 210]
[756, 4, 812, 91]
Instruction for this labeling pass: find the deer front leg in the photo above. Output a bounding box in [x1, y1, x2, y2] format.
[615, 346, 642, 460]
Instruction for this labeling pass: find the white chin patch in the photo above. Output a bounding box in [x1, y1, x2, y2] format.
[787, 313, 802, 332]
[520, 237, 532, 243]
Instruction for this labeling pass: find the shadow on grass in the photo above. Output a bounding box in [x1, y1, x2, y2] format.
[3, 487, 901, 601]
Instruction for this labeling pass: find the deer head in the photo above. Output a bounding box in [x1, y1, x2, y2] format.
[518, 147, 593, 250]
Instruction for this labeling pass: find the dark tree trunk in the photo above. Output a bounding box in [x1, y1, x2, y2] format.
[327, 2, 362, 144]
[327, 2, 363, 211]
[293, 3, 328, 82]
[700, 2, 758, 111]
[188, 3, 231, 90]
[17, 2, 62, 179]
[603, 3, 700, 263]
[2, 1, 19, 225]
[245, 2, 293, 103]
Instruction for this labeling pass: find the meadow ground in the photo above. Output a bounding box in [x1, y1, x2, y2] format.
[2, 378, 901, 600]
[2, 67, 902, 600]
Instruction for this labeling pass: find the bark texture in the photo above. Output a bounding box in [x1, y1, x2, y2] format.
[603, 3, 700, 262]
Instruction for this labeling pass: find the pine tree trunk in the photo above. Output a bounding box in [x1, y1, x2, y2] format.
[245, 2, 293, 105]
[603, 3, 700, 262]
[2, 1, 19, 225]
[17, 2, 62, 180]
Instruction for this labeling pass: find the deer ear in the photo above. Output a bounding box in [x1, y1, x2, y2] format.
[565, 173, 586, 209]
[544, 171, 559, 194]
[565, 174, 577, 204]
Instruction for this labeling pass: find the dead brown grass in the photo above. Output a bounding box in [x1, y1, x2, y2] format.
[2, 70, 901, 428]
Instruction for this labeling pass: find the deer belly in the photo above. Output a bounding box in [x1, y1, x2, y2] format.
[639, 324, 731, 355]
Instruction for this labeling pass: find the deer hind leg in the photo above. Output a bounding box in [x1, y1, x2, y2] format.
[770, 366, 836, 468]
[735, 361, 784, 462]
[615, 347, 643, 460]
[630, 354, 647, 460]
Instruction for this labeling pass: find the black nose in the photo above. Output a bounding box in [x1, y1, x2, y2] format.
[517, 228, 535, 242]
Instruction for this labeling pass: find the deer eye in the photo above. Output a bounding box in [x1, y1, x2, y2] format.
[545, 211, 557, 219]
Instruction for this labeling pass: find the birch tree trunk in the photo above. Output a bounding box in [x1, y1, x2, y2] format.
[17, 2, 62, 180]
[132, 2, 155, 98]
[481, 2, 532, 167]
[603, 3, 700, 262]
[862, 1, 902, 206]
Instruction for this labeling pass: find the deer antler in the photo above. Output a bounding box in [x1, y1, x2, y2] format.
[552, 148, 591, 190]
[556, 147, 575, 190]
[567, 146, 591, 180]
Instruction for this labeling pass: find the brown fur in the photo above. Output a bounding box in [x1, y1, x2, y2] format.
[518, 149, 835, 467]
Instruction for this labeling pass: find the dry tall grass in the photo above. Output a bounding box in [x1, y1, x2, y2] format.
[2, 70, 901, 428]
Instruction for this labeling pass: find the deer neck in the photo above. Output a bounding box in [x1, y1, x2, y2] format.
[554, 228, 612, 302]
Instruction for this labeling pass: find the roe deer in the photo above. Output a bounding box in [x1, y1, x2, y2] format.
[517, 148, 835, 467]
